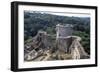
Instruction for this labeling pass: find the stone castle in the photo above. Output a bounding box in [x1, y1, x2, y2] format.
[24, 24, 89, 61]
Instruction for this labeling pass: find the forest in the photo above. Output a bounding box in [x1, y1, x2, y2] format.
[24, 11, 90, 54]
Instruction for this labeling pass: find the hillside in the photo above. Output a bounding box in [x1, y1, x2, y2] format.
[24, 11, 90, 54]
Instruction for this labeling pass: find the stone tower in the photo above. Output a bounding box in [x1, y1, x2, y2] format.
[56, 24, 73, 39]
[56, 24, 73, 53]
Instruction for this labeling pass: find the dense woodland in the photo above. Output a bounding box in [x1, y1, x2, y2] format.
[24, 11, 90, 54]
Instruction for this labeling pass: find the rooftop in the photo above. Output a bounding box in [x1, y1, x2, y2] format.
[56, 24, 73, 27]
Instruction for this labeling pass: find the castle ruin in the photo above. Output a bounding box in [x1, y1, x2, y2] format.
[24, 24, 89, 61]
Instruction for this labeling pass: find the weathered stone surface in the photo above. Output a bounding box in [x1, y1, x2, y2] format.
[24, 24, 89, 61]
